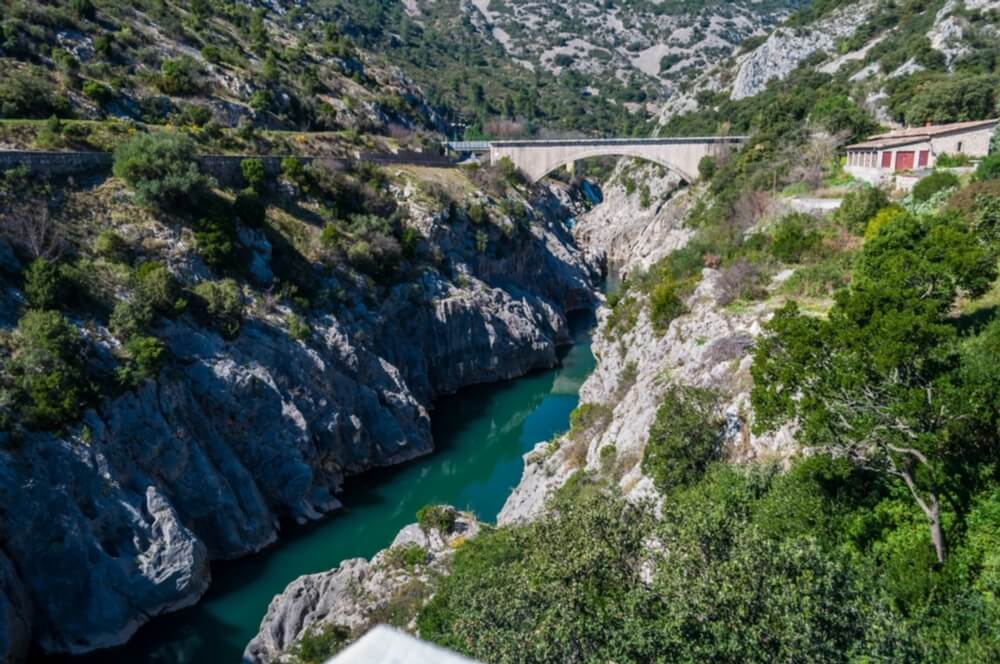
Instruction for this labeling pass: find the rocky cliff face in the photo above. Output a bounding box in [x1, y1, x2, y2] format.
[500, 175, 796, 526]
[0, 181, 598, 661]
[244, 508, 480, 664]
[572, 162, 693, 275]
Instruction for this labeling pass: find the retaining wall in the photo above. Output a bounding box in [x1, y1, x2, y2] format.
[0, 150, 451, 188]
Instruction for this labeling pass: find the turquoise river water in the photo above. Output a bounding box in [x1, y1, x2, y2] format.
[43, 310, 597, 664]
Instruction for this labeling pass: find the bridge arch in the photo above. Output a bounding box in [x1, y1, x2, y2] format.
[488, 137, 745, 184]
[526, 147, 695, 183]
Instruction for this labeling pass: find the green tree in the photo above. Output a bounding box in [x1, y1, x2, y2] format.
[23, 258, 64, 310]
[9, 310, 87, 429]
[752, 213, 998, 562]
[642, 385, 724, 492]
[117, 336, 165, 387]
[113, 133, 210, 208]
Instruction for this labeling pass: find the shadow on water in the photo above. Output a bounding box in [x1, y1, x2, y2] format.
[36, 309, 597, 664]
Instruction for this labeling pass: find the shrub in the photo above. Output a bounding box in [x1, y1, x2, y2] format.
[347, 240, 375, 274]
[715, 258, 766, 305]
[935, 153, 972, 167]
[280, 156, 307, 185]
[698, 154, 717, 181]
[649, 279, 688, 332]
[975, 154, 1000, 182]
[133, 261, 181, 313]
[0, 67, 60, 118]
[285, 313, 310, 341]
[112, 133, 210, 208]
[194, 217, 235, 269]
[288, 624, 350, 664]
[466, 203, 488, 225]
[912, 171, 960, 203]
[496, 157, 522, 185]
[416, 505, 456, 534]
[93, 230, 128, 261]
[241, 158, 266, 192]
[192, 279, 243, 338]
[82, 80, 112, 104]
[834, 186, 889, 234]
[157, 56, 201, 96]
[864, 204, 907, 241]
[233, 188, 266, 227]
[383, 543, 428, 570]
[10, 310, 87, 429]
[641, 385, 723, 491]
[23, 258, 64, 310]
[109, 299, 154, 340]
[771, 213, 821, 263]
[117, 335, 165, 387]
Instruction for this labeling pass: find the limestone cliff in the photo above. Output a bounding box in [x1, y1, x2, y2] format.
[500, 173, 796, 525]
[0, 178, 598, 660]
[244, 508, 480, 664]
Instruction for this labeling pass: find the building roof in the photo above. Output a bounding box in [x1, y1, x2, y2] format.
[846, 118, 998, 150]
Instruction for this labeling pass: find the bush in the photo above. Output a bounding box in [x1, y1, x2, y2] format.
[93, 230, 128, 261]
[233, 188, 266, 227]
[113, 133, 210, 208]
[649, 279, 688, 332]
[288, 624, 350, 664]
[975, 154, 1000, 182]
[771, 213, 821, 263]
[194, 217, 235, 269]
[698, 155, 717, 181]
[835, 186, 889, 234]
[9, 310, 87, 429]
[241, 158, 266, 192]
[715, 258, 766, 305]
[416, 505, 456, 534]
[864, 204, 907, 241]
[285, 313, 310, 341]
[347, 240, 375, 274]
[23, 258, 64, 310]
[82, 80, 112, 104]
[912, 171, 960, 203]
[109, 299, 154, 340]
[192, 279, 243, 338]
[157, 56, 201, 96]
[641, 385, 723, 491]
[133, 261, 181, 313]
[383, 543, 428, 570]
[117, 335, 165, 387]
[936, 153, 972, 167]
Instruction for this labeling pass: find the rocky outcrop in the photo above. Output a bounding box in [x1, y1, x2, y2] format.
[573, 162, 693, 275]
[500, 185, 797, 526]
[0, 550, 30, 664]
[0, 186, 598, 659]
[731, 2, 875, 100]
[244, 509, 480, 664]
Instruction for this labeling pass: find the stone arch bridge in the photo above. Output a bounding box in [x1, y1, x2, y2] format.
[448, 136, 746, 183]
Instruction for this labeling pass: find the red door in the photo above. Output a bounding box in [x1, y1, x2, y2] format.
[881, 151, 892, 168]
[895, 151, 915, 171]
[918, 150, 929, 167]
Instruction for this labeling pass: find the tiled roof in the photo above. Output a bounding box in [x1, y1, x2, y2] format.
[846, 118, 997, 150]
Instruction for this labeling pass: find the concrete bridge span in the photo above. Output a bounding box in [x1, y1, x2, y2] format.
[486, 136, 746, 183]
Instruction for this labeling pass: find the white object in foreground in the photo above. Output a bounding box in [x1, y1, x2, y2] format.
[327, 625, 482, 664]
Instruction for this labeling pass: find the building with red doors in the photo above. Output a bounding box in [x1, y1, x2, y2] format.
[845, 118, 997, 184]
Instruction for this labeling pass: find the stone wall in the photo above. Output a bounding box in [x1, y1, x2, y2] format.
[0, 150, 451, 187]
[0, 151, 113, 177]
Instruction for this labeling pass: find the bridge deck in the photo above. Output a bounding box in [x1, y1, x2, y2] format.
[488, 136, 747, 147]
